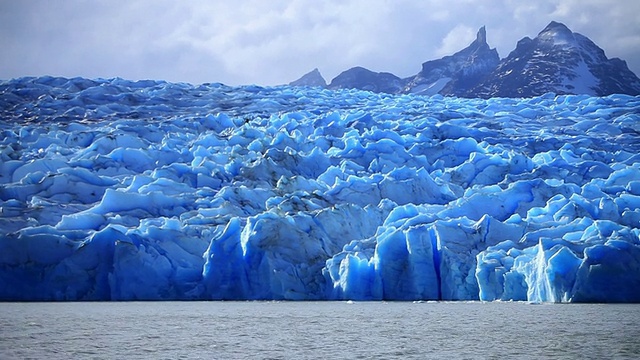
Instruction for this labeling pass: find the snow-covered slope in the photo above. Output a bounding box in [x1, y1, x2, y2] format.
[1, 76, 640, 302]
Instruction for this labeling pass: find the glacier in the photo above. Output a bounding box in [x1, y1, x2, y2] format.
[1, 76, 640, 302]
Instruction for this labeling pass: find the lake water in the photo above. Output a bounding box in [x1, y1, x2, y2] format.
[1, 301, 638, 359]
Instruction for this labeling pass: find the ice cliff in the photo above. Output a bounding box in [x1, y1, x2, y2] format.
[1, 76, 639, 302]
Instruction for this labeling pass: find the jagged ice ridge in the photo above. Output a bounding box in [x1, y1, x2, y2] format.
[1, 76, 640, 302]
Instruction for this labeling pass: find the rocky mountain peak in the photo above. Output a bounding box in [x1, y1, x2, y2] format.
[289, 68, 327, 87]
[540, 21, 572, 34]
[327, 67, 404, 93]
[537, 21, 577, 47]
[471, 21, 640, 97]
[402, 26, 499, 96]
[476, 26, 487, 46]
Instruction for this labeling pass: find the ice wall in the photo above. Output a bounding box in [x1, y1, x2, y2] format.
[1, 76, 639, 302]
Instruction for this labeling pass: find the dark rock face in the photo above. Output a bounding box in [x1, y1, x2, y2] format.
[290, 22, 640, 98]
[327, 66, 404, 94]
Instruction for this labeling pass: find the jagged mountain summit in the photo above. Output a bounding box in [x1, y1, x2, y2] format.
[403, 26, 499, 96]
[471, 21, 640, 97]
[288, 68, 327, 87]
[290, 22, 640, 98]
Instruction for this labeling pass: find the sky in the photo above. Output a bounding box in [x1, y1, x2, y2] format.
[1, 0, 639, 86]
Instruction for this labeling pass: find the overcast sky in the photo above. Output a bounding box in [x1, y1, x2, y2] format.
[1, 0, 639, 86]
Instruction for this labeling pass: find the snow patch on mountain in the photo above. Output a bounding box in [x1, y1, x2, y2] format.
[409, 77, 452, 96]
[561, 60, 598, 95]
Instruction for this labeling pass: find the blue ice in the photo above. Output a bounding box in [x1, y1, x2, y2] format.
[1, 76, 639, 302]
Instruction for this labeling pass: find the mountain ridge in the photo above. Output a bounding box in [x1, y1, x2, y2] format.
[290, 22, 640, 98]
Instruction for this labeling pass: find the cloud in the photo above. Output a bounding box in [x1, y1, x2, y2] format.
[0, 0, 638, 85]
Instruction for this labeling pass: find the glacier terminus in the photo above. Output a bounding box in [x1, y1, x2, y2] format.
[1, 76, 640, 302]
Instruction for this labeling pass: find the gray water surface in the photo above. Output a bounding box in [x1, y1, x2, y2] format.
[1, 301, 638, 359]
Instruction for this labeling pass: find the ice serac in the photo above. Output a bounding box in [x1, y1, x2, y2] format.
[403, 26, 500, 96]
[1, 76, 640, 302]
[289, 68, 327, 88]
[472, 21, 640, 98]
